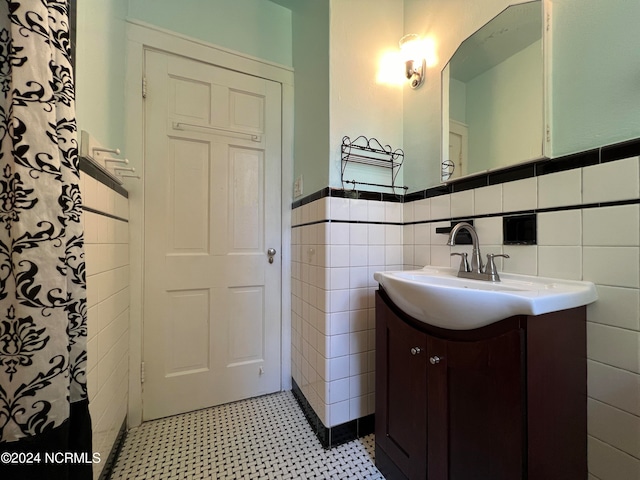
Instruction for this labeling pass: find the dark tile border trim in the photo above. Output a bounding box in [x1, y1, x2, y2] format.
[292, 136, 640, 207]
[291, 219, 404, 229]
[292, 187, 403, 209]
[404, 198, 640, 228]
[80, 157, 129, 198]
[293, 199, 640, 229]
[292, 187, 330, 209]
[291, 379, 374, 449]
[423, 137, 638, 198]
[331, 219, 403, 225]
[83, 206, 129, 223]
[292, 219, 330, 228]
[601, 137, 640, 163]
[100, 417, 127, 480]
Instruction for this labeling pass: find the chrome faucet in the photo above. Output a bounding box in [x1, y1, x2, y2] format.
[447, 222, 509, 282]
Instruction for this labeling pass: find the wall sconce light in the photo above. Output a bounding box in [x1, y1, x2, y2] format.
[399, 34, 426, 89]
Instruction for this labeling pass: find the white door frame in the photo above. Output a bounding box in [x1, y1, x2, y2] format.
[124, 20, 294, 428]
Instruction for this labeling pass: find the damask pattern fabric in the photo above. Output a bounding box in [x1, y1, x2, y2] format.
[0, 0, 89, 475]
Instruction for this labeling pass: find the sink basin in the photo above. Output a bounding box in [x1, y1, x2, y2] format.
[374, 266, 597, 330]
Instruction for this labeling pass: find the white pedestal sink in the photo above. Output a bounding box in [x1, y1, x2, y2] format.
[374, 266, 598, 330]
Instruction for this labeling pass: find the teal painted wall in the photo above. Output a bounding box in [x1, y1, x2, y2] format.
[551, 0, 640, 156]
[75, 0, 640, 195]
[276, 0, 404, 197]
[275, 0, 331, 197]
[75, 0, 292, 159]
[128, 0, 292, 67]
[75, 0, 128, 155]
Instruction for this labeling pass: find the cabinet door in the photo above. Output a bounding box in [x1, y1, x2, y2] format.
[376, 292, 428, 479]
[427, 330, 524, 480]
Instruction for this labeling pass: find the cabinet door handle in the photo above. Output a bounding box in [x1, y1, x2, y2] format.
[410, 347, 422, 355]
[429, 355, 443, 365]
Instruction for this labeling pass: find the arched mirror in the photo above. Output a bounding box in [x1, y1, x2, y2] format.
[441, 0, 548, 182]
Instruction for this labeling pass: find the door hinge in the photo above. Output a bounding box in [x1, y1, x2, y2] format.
[546, 124, 551, 144]
[142, 77, 147, 99]
[141, 362, 146, 383]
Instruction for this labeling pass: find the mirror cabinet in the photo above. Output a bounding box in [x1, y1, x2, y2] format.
[441, 0, 549, 183]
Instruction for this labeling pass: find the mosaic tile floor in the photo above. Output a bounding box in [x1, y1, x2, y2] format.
[110, 391, 384, 479]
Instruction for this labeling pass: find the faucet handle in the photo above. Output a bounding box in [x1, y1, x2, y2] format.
[485, 253, 510, 280]
[451, 252, 470, 272]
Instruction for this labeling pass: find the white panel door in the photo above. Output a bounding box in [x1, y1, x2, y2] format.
[143, 50, 282, 420]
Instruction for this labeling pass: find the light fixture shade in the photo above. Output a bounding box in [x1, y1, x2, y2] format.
[399, 34, 425, 89]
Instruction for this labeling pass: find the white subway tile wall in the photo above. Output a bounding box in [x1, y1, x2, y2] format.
[292, 155, 640, 478]
[582, 157, 639, 204]
[450, 189, 474, 218]
[503, 176, 537, 212]
[474, 184, 502, 215]
[402, 157, 640, 478]
[81, 172, 129, 480]
[292, 196, 403, 427]
[538, 168, 582, 209]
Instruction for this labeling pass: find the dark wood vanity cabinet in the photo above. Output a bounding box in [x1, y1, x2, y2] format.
[375, 288, 587, 480]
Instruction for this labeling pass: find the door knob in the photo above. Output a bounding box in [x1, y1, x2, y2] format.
[267, 248, 277, 264]
[429, 355, 442, 365]
[410, 347, 422, 355]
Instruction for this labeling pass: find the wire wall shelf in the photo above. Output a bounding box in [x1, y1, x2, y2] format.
[340, 135, 407, 193]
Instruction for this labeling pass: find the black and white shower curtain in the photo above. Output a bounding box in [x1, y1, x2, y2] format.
[0, 1, 90, 479]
